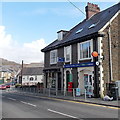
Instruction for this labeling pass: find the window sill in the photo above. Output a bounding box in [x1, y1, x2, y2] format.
[65, 61, 71, 63]
[79, 58, 92, 61]
[50, 63, 57, 65]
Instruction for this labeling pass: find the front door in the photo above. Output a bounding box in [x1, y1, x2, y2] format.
[84, 74, 93, 96]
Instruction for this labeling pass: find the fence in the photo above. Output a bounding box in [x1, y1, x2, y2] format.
[14, 86, 93, 100]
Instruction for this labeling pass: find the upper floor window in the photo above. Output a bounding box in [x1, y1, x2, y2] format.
[64, 45, 71, 62]
[80, 41, 91, 59]
[50, 49, 57, 64]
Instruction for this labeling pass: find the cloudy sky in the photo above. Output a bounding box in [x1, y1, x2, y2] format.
[0, 1, 118, 64]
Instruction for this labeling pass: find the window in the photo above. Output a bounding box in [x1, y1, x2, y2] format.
[76, 28, 83, 34]
[35, 76, 37, 81]
[80, 41, 91, 59]
[88, 21, 100, 29]
[50, 50, 57, 64]
[30, 77, 34, 81]
[58, 32, 63, 41]
[64, 46, 71, 62]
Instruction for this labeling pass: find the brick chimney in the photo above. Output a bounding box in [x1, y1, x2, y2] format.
[85, 2, 100, 19]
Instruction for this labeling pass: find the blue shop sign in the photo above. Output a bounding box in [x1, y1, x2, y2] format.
[64, 62, 95, 68]
[58, 57, 65, 62]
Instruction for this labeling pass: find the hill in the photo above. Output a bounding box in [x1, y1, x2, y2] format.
[0, 58, 21, 73]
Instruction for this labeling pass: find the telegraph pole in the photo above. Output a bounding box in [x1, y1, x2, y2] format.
[21, 60, 23, 85]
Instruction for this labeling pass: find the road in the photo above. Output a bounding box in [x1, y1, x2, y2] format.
[0, 90, 119, 119]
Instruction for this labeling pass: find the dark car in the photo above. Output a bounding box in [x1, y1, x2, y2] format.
[0, 85, 6, 90]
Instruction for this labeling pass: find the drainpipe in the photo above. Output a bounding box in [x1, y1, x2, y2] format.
[107, 24, 113, 82]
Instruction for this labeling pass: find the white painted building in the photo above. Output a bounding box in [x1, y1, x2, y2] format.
[17, 67, 44, 86]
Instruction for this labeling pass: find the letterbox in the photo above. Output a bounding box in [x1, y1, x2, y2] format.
[68, 82, 73, 92]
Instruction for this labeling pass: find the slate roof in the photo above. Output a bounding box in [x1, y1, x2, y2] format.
[0, 66, 13, 73]
[21, 67, 43, 76]
[41, 3, 120, 52]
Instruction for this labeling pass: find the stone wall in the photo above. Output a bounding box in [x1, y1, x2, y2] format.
[102, 13, 119, 94]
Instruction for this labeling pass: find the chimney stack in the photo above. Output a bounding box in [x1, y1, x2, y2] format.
[85, 2, 100, 19]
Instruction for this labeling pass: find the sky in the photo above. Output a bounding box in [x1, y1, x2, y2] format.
[0, 1, 118, 64]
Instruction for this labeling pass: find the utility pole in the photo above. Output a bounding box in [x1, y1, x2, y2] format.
[93, 38, 100, 98]
[20, 60, 23, 85]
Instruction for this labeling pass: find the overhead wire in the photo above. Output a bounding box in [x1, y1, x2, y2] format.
[67, 0, 86, 16]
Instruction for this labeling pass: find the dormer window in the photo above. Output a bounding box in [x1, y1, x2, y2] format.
[57, 30, 68, 41]
[76, 28, 83, 34]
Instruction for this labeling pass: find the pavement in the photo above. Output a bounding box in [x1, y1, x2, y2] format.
[7, 87, 119, 108]
[50, 94, 119, 108]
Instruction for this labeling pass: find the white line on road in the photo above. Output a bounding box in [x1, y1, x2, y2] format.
[7, 97, 16, 101]
[47, 109, 77, 118]
[20, 101, 36, 107]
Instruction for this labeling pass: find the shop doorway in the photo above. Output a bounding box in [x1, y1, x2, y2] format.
[84, 74, 93, 96]
[66, 71, 73, 91]
[66, 71, 70, 89]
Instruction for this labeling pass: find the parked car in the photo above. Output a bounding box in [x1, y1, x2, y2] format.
[5, 83, 10, 88]
[0, 85, 6, 90]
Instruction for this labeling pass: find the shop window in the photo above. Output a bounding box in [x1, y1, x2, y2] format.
[50, 50, 57, 64]
[79, 41, 91, 60]
[51, 73, 56, 88]
[47, 72, 56, 88]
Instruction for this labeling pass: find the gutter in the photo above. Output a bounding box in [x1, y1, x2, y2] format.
[41, 32, 105, 52]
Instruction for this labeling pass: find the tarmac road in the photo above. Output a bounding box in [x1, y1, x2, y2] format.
[1, 90, 119, 119]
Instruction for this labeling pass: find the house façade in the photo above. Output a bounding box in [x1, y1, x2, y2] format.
[41, 2, 120, 98]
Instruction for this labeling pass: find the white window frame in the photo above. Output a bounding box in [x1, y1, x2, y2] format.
[58, 32, 63, 41]
[78, 40, 92, 60]
[50, 49, 57, 64]
[64, 45, 71, 62]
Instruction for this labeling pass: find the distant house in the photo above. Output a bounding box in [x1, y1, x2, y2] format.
[0, 67, 14, 84]
[17, 67, 44, 86]
[41, 2, 120, 98]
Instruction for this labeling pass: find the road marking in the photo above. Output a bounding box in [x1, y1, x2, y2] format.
[47, 97, 120, 110]
[48, 109, 77, 118]
[11, 92, 120, 110]
[20, 101, 36, 107]
[7, 97, 16, 101]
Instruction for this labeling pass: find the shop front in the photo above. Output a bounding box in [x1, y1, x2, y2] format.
[43, 68, 62, 91]
[78, 67, 94, 97]
[64, 62, 95, 97]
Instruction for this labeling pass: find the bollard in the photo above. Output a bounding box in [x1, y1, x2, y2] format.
[43, 88, 45, 95]
[64, 90, 66, 96]
[85, 89, 86, 101]
[49, 88, 50, 97]
[34, 87, 35, 93]
[73, 88, 75, 100]
[56, 89, 58, 96]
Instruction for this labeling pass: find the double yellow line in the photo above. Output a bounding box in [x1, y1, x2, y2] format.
[12, 92, 120, 110]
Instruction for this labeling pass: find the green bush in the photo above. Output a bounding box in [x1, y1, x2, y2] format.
[15, 83, 21, 88]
